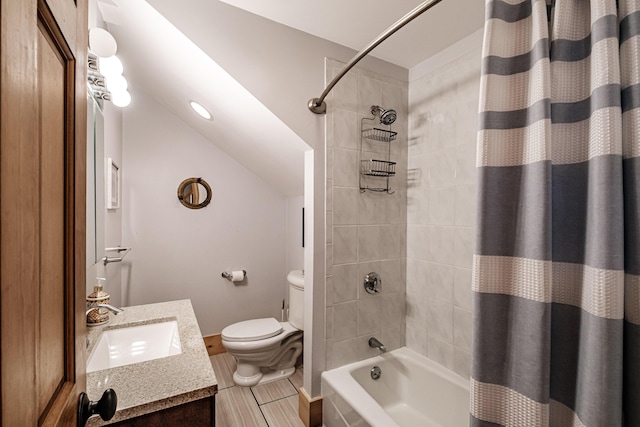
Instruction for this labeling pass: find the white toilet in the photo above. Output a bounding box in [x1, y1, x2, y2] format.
[221, 270, 304, 387]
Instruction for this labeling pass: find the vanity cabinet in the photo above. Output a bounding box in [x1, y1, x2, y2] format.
[110, 395, 215, 427]
[86, 300, 218, 427]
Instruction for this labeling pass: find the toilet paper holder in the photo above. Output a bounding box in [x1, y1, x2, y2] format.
[222, 270, 247, 281]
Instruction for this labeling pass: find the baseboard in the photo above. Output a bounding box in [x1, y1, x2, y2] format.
[298, 387, 322, 427]
[202, 333, 226, 356]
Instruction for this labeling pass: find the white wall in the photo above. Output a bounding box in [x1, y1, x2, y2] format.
[102, 102, 124, 306]
[86, 4, 124, 306]
[121, 92, 293, 335]
[286, 196, 304, 276]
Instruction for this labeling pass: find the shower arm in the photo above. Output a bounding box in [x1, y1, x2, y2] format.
[307, 0, 444, 114]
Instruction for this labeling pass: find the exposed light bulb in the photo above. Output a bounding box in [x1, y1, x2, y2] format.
[89, 28, 117, 58]
[190, 101, 212, 120]
[111, 90, 131, 108]
[106, 74, 128, 93]
[99, 55, 123, 77]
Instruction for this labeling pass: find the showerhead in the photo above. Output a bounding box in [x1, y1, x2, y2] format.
[380, 109, 397, 125]
[371, 105, 397, 125]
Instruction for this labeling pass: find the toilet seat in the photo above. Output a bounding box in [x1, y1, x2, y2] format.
[221, 317, 283, 342]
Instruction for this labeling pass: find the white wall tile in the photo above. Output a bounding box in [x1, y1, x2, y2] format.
[429, 226, 455, 265]
[382, 293, 406, 326]
[406, 292, 427, 330]
[428, 148, 457, 188]
[428, 186, 456, 226]
[453, 267, 473, 311]
[426, 299, 454, 343]
[424, 262, 455, 304]
[333, 148, 359, 188]
[326, 306, 334, 340]
[379, 224, 403, 259]
[406, 258, 428, 295]
[333, 187, 359, 225]
[455, 142, 477, 186]
[331, 263, 358, 303]
[379, 259, 405, 294]
[329, 337, 359, 369]
[427, 336, 455, 371]
[357, 298, 382, 335]
[326, 214, 333, 245]
[357, 76, 382, 116]
[453, 226, 474, 268]
[454, 184, 477, 227]
[332, 71, 358, 112]
[407, 188, 429, 225]
[381, 81, 408, 117]
[358, 191, 381, 225]
[406, 325, 428, 357]
[333, 226, 358, 264]
[325, 276, 334, 307]
[406, 35, 482, 378]
[327, 63, 408, 370]
[453, 307, 473, 351]
[333, 108, 359, 150]
[453, 348, 471, 379]
[326, 147, 334, 181]
[357, 225, 381, 262]
[406, 225, 430, 260]
[381, 324, 405, 352]
[333, 301, 357, 341]
[326, 244, 333, 277]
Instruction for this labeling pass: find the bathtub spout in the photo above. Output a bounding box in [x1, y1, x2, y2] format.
[368, 337, 386, 353]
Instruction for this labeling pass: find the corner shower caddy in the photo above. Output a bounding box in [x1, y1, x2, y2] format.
[359, 108, 397, 194]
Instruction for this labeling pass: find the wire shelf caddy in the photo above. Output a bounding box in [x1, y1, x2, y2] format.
[361, 127, 397, 143]
[361, 160, 396, 177]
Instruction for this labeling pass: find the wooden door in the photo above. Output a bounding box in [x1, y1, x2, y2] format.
[1, 0, 88, 425]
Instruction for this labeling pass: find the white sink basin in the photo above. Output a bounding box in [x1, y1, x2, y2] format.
[87, 321, 182, 372]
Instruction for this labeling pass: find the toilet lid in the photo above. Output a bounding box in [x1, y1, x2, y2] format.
[221, 317, 283, 342]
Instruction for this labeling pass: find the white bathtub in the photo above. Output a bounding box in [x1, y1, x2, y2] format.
[322, 347, 470, 427]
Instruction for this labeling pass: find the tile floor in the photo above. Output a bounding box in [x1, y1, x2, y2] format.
[210, 352, 305, 427]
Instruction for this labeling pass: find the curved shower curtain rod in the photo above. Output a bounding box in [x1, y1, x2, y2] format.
[308, 0, 444, 114]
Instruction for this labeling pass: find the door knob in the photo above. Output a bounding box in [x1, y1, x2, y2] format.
[77, 388, 117, 427]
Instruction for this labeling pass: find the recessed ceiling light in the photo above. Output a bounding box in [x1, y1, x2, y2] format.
[190, 101, 212, 120]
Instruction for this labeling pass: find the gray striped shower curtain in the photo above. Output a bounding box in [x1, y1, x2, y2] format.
[471, 0, 640, 426]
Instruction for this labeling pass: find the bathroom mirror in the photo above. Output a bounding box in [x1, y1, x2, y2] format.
[86, 92, 106, 268]
[177, 177, 212, 209]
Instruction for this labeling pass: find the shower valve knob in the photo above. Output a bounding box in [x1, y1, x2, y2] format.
[364, 272, 381, 294]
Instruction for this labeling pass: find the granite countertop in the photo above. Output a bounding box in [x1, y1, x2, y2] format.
[86, 299, 217, 426]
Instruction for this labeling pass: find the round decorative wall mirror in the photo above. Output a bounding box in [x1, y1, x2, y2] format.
[177, 177, 212, 209]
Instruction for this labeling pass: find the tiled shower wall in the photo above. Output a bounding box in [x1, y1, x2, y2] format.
[324, 58, 409, 369]
[406, 46, 481, 379]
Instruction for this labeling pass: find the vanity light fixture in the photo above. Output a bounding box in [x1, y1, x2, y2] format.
[111, 90, 132, 108]
[190, 101, 213, 120]
[106, 74, 128, 93]
[87, 28, 132, 108]
[99, 55, 124, 78]
[89, 27, 117, 58]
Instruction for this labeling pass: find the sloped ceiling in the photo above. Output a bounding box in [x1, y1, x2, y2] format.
[97, 0, 484, 197]
[219, 0, 485, 69]
[99, 0, 311, 197]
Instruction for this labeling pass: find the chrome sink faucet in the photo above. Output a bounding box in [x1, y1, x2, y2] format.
[86, 304, 124, 316]
[368, 337, 386, 353]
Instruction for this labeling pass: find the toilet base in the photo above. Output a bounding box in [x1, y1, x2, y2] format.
[233, 366, 296, 387]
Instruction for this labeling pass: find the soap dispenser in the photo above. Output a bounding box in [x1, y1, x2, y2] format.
[87, 277, 110, 326]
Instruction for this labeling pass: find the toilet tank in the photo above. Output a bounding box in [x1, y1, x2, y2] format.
[287, 270, 304, 330]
